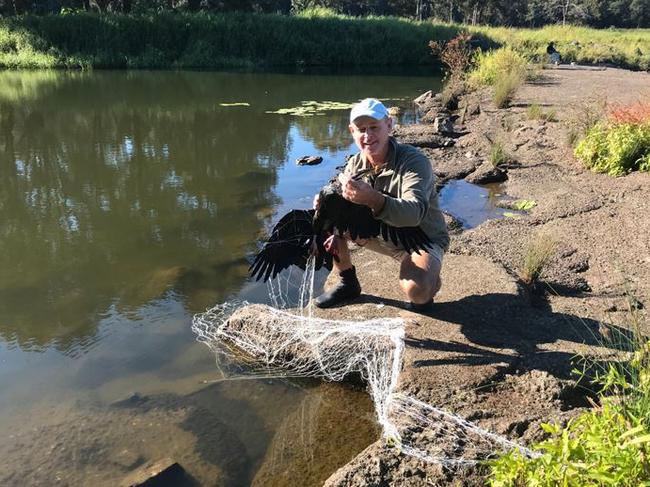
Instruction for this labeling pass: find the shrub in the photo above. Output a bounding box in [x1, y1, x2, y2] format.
[468, 46, 529, 87]
[574, 122, 650, 176]
[429, 32, 474, 81]
[608, 101, 650, 125]
[493, 71, 522, 108]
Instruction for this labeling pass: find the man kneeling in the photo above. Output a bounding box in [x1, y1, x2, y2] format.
[314, 98, 449, 311]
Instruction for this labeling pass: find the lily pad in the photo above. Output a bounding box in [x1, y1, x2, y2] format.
[266, 100, 354, 116]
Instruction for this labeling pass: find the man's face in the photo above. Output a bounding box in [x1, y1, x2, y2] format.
[349, 116, 393, 162]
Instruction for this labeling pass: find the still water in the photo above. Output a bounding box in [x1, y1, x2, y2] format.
[0, 70, 441, 486]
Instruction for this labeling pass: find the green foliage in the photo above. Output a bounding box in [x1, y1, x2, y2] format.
[490, 303, 650, 487]
[574, 122, 650, 176]
[490, 343, 650, 486]
[468, 46, 529, 88]
[489, 402, 650, 487]
[0, 11, 461, 69]
[469, 24, 650, 71]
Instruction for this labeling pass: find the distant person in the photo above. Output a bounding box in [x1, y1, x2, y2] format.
[547, 42, 562, 65]
[313, 98, 449, 311]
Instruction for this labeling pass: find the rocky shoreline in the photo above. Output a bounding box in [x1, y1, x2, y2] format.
[316, 66, 650, 486]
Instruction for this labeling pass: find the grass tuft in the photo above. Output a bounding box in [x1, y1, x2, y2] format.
[493, 71, 523, 108]
[520, 234, 556, 285]
[489, 141, 513, 167]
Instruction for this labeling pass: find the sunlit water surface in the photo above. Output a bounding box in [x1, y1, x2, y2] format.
[0, 69, 455, 486]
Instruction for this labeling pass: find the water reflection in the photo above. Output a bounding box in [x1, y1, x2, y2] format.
[0, 72, 290, 352]
[0, 70, 437, 354]
[0, 69, 438, 486]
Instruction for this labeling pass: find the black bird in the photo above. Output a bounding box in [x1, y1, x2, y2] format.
[249, 170, 435, 282]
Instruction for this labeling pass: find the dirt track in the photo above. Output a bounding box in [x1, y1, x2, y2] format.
[317, 66, 650, 486]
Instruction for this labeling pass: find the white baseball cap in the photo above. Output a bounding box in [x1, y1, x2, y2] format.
[349, 98, 389, 123]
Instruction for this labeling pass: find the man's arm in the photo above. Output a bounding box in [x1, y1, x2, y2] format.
[375, 153, 433, 228]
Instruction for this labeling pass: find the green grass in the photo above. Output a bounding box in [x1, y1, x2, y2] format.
[519, 233, 556, 285]
[489, 141, 514, 167]
[527, 103, 557, 122]
[0, 11, 461, 69]
[469, 24, 650, 71]
[493, 71, 523, 108]
[1, 13, 648, 70]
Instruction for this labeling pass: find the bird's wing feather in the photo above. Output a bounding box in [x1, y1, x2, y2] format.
[250, 209, 314, 282]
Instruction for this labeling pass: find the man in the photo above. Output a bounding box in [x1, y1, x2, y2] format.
[547, 42, 562, 65]
[314, 98, 449, 311]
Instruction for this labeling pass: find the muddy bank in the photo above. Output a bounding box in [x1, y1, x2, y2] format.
[315, 67, 649, 486]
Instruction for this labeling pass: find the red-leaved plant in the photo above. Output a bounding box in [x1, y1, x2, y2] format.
[608, 100, 650, 125]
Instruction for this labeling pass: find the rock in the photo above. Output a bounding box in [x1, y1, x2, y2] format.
[413, 90, 433, 104]
[392, 125, 454, 149]
[296, 155, 323, 166]
[121, 458, 186, 487]
[432, 156, 480, 183]
[432, 113, 454, 134]
[465, 163, 508, 184]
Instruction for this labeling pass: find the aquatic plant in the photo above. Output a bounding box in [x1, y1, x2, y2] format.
[266, 100, 354, 116]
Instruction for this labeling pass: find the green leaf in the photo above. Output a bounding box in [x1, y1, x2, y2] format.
[624, 433, 650, 446]
[512, 199, 537, 211]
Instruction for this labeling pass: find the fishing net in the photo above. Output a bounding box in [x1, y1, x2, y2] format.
[191, 259, 537, 465]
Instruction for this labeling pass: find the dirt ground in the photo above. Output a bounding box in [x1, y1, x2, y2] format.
[313, 66, 650, 486]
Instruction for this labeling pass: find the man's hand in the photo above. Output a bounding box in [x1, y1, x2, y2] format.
[340, 175, 385, 215]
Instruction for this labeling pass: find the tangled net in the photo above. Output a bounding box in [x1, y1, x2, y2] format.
[192, 259, 537, 465]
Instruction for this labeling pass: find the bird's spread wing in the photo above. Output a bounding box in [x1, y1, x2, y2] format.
[250, 209, 333, 282]
[379, 223, 434, 255]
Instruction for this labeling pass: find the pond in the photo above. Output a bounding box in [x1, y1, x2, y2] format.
[0, 69, 455, 486]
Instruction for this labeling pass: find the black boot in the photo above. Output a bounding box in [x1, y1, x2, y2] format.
[314, 267, 361, 308]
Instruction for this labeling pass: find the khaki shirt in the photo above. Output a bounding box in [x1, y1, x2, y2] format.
[344, 137, 450, 251]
